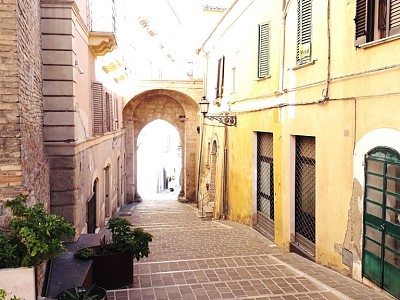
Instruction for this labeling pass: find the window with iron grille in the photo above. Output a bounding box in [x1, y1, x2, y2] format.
[257, 133, 274, 219]
[216, 56, 225, 98]
[297, 0, 312, 65]
[92, 81, 106, 136]
[258, 22, 270, 78]
[355, 0, 400, 46]
[295, 136, 316, 248]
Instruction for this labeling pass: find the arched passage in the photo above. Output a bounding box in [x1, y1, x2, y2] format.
[137, 119, 182, 196]
[123, 89, 200, 202]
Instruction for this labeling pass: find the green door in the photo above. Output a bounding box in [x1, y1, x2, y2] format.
[363, 147, 400, 298]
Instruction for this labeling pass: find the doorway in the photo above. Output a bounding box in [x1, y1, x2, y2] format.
[290, 135, 316, 260]
[363, 147, 400, 298]
[87, 180, 97, 234]
[255, 132, 275, 240]
[137, 119, 182, 198]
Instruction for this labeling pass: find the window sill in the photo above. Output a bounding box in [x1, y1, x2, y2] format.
[289, 59, 317, 71]
[256, 75, 271, 81]
[357, 34, 400, 49]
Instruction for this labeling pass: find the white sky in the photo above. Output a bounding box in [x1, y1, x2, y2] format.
[115, 0, 234, 79]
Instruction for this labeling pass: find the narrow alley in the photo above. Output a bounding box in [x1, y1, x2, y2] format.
[106, 194, 393, 300]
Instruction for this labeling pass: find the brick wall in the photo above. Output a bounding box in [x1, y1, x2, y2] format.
[0, 0, 50, 295]
[0, 0, 50, 209]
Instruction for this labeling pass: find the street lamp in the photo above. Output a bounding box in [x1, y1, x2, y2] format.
[199, 96, 237, 126]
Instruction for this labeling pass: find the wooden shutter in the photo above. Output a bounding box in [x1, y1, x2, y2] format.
[389, 0, 400, 35]
[114, 96, 119, 130]
[105, 92, 113, 132]
[258, 22, 270, 78]
[355, 0, 367, 46]
[92, 81, 104, 136]
[216, 56, 225, 98]
[297, 0, 312, 65]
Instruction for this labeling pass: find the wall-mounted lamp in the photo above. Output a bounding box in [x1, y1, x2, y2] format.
[75, 60, 84, 75]
[199, 96, 237, 126]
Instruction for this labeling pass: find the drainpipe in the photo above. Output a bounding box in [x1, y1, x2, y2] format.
[221, 126, 228, 219]
[196, 115, 205, 206]
[222, 147, 227, 219]
[279, 0, 291, 94]
[324, 0, 331, 101]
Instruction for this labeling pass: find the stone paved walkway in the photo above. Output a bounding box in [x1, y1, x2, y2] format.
[106, 192, 394, 300]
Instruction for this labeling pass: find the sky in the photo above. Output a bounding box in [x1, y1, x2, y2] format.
[115, 0, 234, 80]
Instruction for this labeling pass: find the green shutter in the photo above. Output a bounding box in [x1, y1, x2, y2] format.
[258, 22, 270, 78]
[355, 0, 367, 46]
[297, 0, 312, 65]
[389, 0, 400, 36]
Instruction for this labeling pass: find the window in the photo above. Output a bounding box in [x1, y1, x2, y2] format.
[216, 56, 225, 98]
[114, 96, 119, 130]
[355, 0, 400, 46]
[297, 0, 312, 65]
[92, 82, 117, 135]
[92, 81, 106, 136]
[258, 22, 270, 78]
[105, 92, 113, 132]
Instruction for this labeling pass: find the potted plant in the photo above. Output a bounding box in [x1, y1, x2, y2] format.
[56, 284, 106, 300]
[0, 194, 75, 299]
[74, 217, 152, 290]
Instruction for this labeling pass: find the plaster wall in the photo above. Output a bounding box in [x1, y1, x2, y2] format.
[200, 0, 400, 282]
[41, 0, 126, 234]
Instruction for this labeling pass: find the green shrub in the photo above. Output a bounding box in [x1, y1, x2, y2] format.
[0, 194, 75, 268]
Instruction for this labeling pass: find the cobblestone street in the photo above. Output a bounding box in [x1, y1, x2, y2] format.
[106, 193, 394, 300]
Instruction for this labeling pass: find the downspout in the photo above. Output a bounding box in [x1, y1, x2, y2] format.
[279, 0, 291, 94]
[196, 115, 205, 208]
[324, 0, 331, 101]
[196, 49, 209, 207]
[221, 126, 228, 219]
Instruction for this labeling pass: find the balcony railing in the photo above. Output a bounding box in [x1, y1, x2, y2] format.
[88, 0, 116, 33]
[87, 0, 117, 56]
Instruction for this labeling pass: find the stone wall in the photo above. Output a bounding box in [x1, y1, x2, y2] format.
[123, 88, 201, 203]
[0, 0, 21, 206]
[0, 0, 50, 208]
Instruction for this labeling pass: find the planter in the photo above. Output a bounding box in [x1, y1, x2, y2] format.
[0, 267, 36, 300]
[56, 286, 107, 300]
[92, 248, 133, 290]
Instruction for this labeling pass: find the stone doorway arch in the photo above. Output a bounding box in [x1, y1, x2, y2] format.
[123, 89, 200, 203]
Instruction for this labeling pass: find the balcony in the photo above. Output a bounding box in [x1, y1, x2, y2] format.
[88, 0, 117, 56]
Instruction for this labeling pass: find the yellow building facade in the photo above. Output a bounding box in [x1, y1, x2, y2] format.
[198, 0, 400, 297]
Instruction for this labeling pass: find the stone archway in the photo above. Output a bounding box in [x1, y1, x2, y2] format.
[123, 89, 200, 203]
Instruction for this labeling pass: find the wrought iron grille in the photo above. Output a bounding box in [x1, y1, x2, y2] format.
[257, 132, 274, 220]
[295, 136, 316, 243]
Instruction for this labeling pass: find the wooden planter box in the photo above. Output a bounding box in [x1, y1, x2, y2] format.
[92, 249, 133, 290]
[0, 267, 36, 300]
